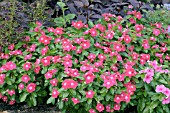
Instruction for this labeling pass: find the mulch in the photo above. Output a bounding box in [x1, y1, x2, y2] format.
[0, 102, 61, 113]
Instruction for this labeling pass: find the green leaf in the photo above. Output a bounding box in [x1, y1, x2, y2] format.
[47, 97, 55, 104]
[58, 100, 64, 109]
[41, 66, 48, 74]
[31, 96, 37, 106]
[38, 90, 47, 97]
[106, 95, 111, 101]
[20, 92, 29, 102]
[62, 91, 69, 98]
[69, 89, 76, 96]
[150, 101, 159, 110]
[158, 79, 167, 84]
[65, 14, 76, 20]
[88, 21, 94, 28]
[87, 99, 92, 105]
[140, 98, 145, 111]
[143, 106, 150, 113]
[57, 2, 66, 8]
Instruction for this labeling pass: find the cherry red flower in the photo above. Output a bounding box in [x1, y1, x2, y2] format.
[114, 95, 122, 103]
[71, 98, 80, 104]
[80, 40, 90, 50]
[62, 79, 78, 90]
[50, 78, 58, 86]
[41, 46, 49, 56]
[134, 12, 142, 19]
[114, 103, 121, 111]
[153, 29, 160, 36]
[41, 56, 51, 66]
[96, 103, 104, 112]
[26, 83, 36, 93]
[18, 83, 25, 90]
[84, 72, 96, 84]
[23, 62, 32, 71]
[7, 89, 15, 96]
[52, 88, 59, 98]
[9, 100, 16, 105]
[34, 66, 41, 74]
[86, 90, 95, 99]
[5, 61, 16, 70]
[24, 54, 32, 61]
[72, 21, 84, 29]
[89, 28, 97, 37]
[8, 44, 14, 50]
[123, 35, 131, 44]
[21, 74, 30, 83]
[89, 109, 96, 113]
[135, 24, 144, 32]
[54, 27, 64, 35]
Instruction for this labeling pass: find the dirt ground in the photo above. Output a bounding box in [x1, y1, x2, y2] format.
[0, 102, 61, 113]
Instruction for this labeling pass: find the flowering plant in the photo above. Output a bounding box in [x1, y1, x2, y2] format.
[0, 10, 170, 113]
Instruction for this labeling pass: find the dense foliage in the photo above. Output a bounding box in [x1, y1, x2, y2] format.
[0, 6, 170, 113]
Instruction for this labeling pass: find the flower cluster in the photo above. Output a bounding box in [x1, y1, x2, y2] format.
[0, 10, 169, 113]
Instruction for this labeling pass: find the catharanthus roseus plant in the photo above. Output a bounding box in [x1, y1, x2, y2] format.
[0, 10, 170, 113]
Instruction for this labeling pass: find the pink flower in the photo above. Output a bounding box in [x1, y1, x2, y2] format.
[7, 89, 15, 96]
[125, 68, 136, 78]
[123, 93, 131, 103]
[71, 98, 80, 104]
[123, 35, 131, 44]
[142, 39, 150, 49]
[135, 24, 144, 32]
[72, 21, 84, 29]
[41, 56, 51, 66]
[5, 61, 16, 70]
[9, 100, 16, 105]
[26, 83, 36, 93]
[21, 74, 30, 83]
[134, 12, 142, 19]
[2, 96, 8, 102]
[0, 78, 4, 85]
[28, 44, 36, 52]
[162, 97, 170, 104]
[41, 46, 49, 56]
[62, 79, 78, 90]
[114, 95, 122, 103]
[8, 44, 14, 50]
[44, 71, 53, 80]
[54, 27, 64, 35]
[34, 66, 41, 74]
[89, 28, 97, 37]
[52, 88, 59, 98]
[18, 83, 25, 90]
[23, 62, 32, 71]
[80, 40, 90, 49]
[89, 109, 96, 113]
[143, 74, 153, 84]
[156, 85, 166, 93]
[50, 78, 58, 86]
[163, 88, 170, 97]
[38, 35, 52, 45]
[0, 93, 2, 99]
[114, 103, 121, 111]
[24, 54, 32, 61]
[84, 72, 96, 84]
[96, 103, 104, 112]
[86, 90, 95, 99]
[153, 29, 160, 36]
[103, 79, 115, 89]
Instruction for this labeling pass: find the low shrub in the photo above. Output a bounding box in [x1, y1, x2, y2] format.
[0, 10, 170, 113]
[0, 0, 54, 48]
